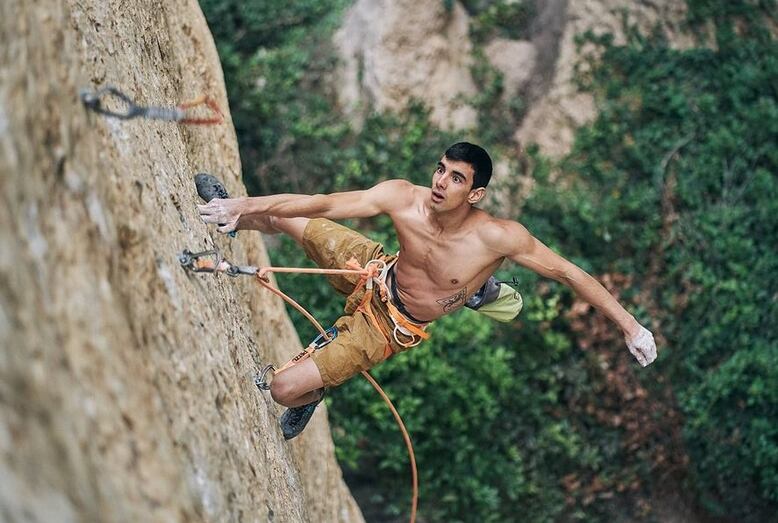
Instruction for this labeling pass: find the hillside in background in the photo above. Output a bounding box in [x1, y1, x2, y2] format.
[201, 0, 777, 521]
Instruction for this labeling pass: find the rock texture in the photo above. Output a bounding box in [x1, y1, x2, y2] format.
[334, 0, 696, 158]
[515, 0, 696, 158]
[335, 0, 478, 131]
[483, 38, 538, 100]
[0, 1, 363, 522]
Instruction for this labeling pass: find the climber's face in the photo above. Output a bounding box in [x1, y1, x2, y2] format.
[429, 155, 484, 211]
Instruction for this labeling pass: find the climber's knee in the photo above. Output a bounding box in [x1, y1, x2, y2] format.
[270, 216, 309, 245]
[269, 358, 324, 407]
[270, 373, 297, 406]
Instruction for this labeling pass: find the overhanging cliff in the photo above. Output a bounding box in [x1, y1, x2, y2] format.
[0, 1, 363, 521]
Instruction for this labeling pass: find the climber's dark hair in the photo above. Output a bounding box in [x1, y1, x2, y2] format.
[443, 142, 493, 189]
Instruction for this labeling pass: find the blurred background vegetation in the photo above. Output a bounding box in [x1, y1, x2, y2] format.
[200, 0, 776, 521]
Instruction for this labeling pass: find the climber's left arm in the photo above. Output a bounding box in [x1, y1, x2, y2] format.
[491, 219, 657, 366]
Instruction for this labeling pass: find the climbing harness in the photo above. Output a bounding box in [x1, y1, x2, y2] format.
[343, 257, 430, 356]
[179, 248, 420, 523]
[80, 85, 224, 125]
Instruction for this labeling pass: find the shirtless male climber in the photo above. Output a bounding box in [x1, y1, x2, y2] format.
[197, 142, 657, 440]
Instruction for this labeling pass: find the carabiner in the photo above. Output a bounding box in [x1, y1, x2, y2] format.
[178, 248, 223, 273]
[311, 326, 339, 350]
[254, 364, 276, 391]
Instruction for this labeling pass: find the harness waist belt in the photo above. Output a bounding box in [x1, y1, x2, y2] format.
[388, 264, 432, 325]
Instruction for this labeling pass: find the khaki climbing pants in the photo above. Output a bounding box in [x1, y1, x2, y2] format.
[302, 219, 422, 387]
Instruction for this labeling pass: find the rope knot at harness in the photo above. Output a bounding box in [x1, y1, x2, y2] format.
[346, 257, 388, 294]
[343, 257, 430, 353]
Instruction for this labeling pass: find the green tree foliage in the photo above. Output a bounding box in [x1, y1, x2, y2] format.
[200, 0, 776, 521]
[200, 0, 351, 196]
[523, 2, 778, 519]
[458, 0, 535, 43]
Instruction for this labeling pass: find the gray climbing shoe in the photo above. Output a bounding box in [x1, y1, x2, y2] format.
[195, 172, 230, 202]
[280, 390, 325, 440]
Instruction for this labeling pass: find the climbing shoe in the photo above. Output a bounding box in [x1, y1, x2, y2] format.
[195, 172, 230, 202]
[279, 390, 325, 440]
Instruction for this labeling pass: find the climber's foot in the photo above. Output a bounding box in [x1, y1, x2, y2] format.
[279, 390, 325, 440]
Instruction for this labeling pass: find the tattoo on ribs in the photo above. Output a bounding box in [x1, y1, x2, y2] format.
[437, 287, 467, 312]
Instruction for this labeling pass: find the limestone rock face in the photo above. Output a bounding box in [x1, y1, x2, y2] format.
[0, 1, 363, 522]
[334, 0, 695, 158]
[484, 38, 538, 99]
[515, 0, 695, 158]
[335, 0, 478, 131]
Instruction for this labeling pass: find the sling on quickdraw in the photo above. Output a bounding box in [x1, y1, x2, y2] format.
[255, 326, 339, 392]
[80, 85, 224, 125]
[179, 248, 420, 523]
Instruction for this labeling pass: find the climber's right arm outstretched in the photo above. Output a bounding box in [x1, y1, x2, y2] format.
[197, 179, 413, 233]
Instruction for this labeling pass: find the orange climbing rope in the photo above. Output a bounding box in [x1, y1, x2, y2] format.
[179, 249, 419, 523]
[256, 264, 419, 523]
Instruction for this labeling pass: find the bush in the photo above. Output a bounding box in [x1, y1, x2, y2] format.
[201, 0, 777, 520]
[524, 3, 778, 519]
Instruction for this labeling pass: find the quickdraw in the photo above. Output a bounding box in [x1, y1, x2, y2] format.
[254, 326, 338, 391]
[178, 248, 256, 276]
[80, 85, 224, 125]
[179, 248, 419, 523]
